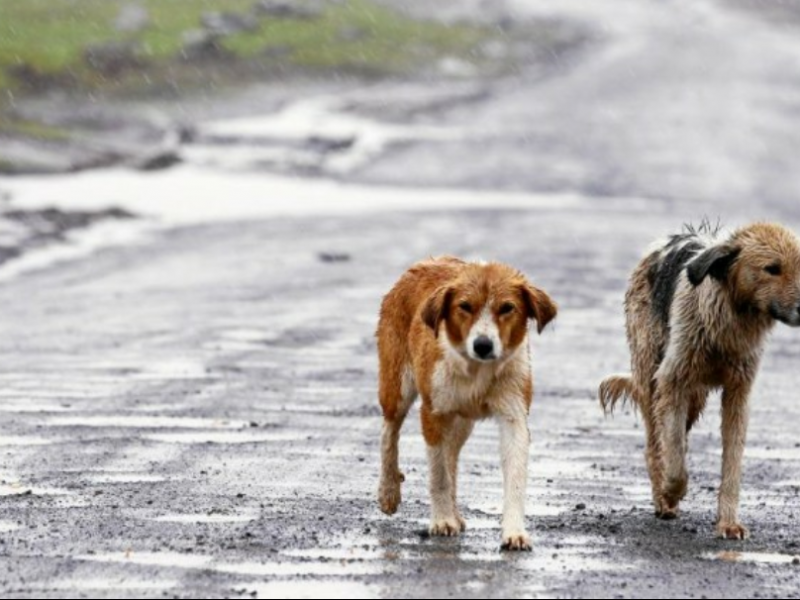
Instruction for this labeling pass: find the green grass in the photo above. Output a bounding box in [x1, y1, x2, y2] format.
[224, 0, 487, 73]
[0, 0, 491, 94]
[0, 118, 72, 141]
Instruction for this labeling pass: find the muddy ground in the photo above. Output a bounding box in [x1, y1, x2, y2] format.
[2, 0, 800, 598]
[2, 199, 800, 599]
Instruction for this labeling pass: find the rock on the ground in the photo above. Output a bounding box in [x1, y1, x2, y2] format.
[6, 64, 76, 92]
[115, 3, 150, 33]
[201, 11, 260, 36]
[84, 41, 143, 76]
[133, 130, 184, 171]
[0, 207, 135, 266]
[181, 30, 227, 60]
[252, 0, 322, 19]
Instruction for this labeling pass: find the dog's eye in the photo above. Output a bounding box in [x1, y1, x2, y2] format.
[458, 301, 473, 314]
[765, 264, 782, 276]
[498, 302, 515, 316]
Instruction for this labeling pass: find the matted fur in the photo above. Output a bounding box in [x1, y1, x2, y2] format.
[376, 256, 557, 551]
[600, 222, 800, 540]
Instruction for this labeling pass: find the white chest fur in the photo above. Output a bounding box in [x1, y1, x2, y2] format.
[430, 335, 530, 418]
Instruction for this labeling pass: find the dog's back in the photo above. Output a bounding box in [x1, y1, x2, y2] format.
[600, 226, 717, 413]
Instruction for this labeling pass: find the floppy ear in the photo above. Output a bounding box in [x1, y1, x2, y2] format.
[421, 286, 453, 337]
[687, 245, 741, 286]
[520, 283, 558, 334]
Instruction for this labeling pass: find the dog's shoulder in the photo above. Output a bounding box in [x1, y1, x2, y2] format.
[648, 229, 714, 326]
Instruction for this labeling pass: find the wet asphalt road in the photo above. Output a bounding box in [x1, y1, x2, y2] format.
[4, 0, 800, 598]
[3, 200, 800, 599]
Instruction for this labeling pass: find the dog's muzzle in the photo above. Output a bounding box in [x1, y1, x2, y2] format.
[770, 302, 800, 327]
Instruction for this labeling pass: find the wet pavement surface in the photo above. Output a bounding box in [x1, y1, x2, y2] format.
[3, 0, 800, 598]
[2, 201, 800, 598]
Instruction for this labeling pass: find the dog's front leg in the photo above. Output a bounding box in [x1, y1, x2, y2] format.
[717, 381, 752, 540]
[498, 404, 532, 551]
[423, 408, 462, 537]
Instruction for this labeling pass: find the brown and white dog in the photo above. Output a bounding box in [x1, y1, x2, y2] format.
[600, 222, 800, 539]
[377, 256, 557, 550]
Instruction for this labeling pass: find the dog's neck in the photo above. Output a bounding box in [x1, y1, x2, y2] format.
[698, 280, 774, 356]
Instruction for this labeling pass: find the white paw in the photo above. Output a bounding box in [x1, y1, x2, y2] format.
[717, 522, 749, 540]
[501, 530, 532, 552]
[430, 517, 463, 537]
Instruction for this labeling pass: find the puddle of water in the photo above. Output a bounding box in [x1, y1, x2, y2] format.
[775, 480, 800, 488]
[80, 552, 214, 570]
[0, 403, 73, 413]
[713, 447, 800, 461]
[531, 458, 593, 478]
[517, 547, 625, 573]
[132, 358, 213, 380]
[218, 328, 268, 342]
[5, 165, 582, 228]
[456, 454, 597, 479]
[81, 552, 379, 578]
[197, 97, 460, 176]
[0, 435, 61, 446]
[87, 473, 168, 484]
[0, 219, 154, 283]
[0, 388, 109, 400]
[246, 581, 378, 600]
[45, 415, 249, 429]
[262, 403, 337, 414]
[0, 484, 72, 497]
[153, 512, 257, 524]
[465, 504, 566, 520]
[217, 561, 379, 577]
[145, 431, 304, 445]
[284, 547, 391, 561]
[703, 551, 800, 565]
[624, 484, 655, 501]
[465, 500, 574, 516]
[596, 429, 643, 438]
[42, 578, 178, 591]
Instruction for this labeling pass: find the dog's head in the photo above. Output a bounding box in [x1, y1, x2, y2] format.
[687, 223, 800, 327]
[421, 262, 557, 362]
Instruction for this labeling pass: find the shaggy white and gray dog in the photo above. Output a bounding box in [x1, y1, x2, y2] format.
[600, 222, 800, 539]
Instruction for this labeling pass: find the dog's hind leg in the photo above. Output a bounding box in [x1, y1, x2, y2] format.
[629, 328, 666, 516]
[642, 408, 666, 515]
[445, 416, 474, 532]
[378, 363, 417, 516]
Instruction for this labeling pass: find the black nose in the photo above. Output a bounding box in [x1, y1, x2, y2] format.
[473, 336, 494, 359]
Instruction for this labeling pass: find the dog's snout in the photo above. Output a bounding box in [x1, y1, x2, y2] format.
[473, 336, 494, 359]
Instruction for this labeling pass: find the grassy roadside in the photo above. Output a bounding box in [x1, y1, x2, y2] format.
[0, 1, 589, 174]
[0, 0, 491, 96]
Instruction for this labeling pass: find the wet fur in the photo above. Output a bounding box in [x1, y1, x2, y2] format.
[600, 222, 800, 539]
[377, 256, 557, 551]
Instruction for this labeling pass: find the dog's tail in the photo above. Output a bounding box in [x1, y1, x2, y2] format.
[598, 374, 636, 415]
